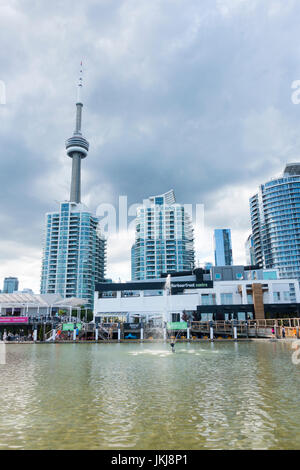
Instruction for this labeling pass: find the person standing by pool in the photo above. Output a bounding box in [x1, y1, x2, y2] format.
[271, 326, 275, 338]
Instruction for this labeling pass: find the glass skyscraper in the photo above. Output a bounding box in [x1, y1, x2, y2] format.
[250, 163, 300, 281]
[3, 277, 19, 294]
[245, 234, 256, 266]
[214, 229, 233, 266]
[40, 70, 106, 308]
[131, 190, 194, 280]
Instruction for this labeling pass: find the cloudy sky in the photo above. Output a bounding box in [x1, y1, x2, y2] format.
[1, 0, 300, 292]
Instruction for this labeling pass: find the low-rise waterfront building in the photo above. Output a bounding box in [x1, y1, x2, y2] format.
[94, 267, 300, 323]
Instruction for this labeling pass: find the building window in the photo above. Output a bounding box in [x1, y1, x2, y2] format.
[201, 294, 216, 306]
[144, 290, 163, 297]
[172, 313, 180, 322]
[200, 313, 213, 322]
[237, 312, 246, 321]
[220, 293, 233, 305]
[121, 291, 140, 298]
[99, 291, 117, 298]
[273, 292, 280, 302]
[283, 291, 290, 302]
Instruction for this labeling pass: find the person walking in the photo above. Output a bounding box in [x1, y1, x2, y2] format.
[282, 326, 286, 339]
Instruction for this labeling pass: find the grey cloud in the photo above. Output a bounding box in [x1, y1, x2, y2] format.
[1, 0, 300, 285]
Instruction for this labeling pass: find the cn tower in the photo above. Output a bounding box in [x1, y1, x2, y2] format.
[65, 64, 89, 203]
[41, 66, 106, 307]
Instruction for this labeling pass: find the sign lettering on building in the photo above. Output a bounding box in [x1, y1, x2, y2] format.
[171, 281, 213, 289]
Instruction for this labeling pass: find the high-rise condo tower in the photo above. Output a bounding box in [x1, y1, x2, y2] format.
[131, 190, 194, 280]
[249, 163, 300, 282]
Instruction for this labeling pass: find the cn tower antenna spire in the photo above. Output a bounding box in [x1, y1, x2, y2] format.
[66, 62, 90, 203]
[75, 61, 84, 135]
[77, 61, 83, 105]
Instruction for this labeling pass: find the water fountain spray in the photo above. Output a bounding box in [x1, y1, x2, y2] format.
[164, 274, 178, 352]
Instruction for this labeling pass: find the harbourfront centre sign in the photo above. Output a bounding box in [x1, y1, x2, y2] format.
[171, 281, 213, 289]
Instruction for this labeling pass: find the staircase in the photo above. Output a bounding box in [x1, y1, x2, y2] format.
[98, 324, 111, 340]
[44, 323, 63, 341]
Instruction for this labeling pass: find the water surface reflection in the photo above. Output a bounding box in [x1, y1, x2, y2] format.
[0, 342, 299, 449]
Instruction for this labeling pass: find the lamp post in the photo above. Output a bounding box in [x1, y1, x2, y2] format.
[73, 322, 77, 341]
[209, 320, 214, 341]
[233, 319, 238, 341]
[43, 321, 46, 342]
[33, 324, 37, 342]
[187, 320, 191, 341]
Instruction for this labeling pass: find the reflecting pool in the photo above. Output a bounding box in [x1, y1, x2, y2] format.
[0, 341, 299, 449]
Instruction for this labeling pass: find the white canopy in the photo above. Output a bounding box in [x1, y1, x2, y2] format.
[0, 293, 88, 308]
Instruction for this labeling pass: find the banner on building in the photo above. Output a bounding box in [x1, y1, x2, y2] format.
[167, 322, 187, 330]
[62, 323, 82, 332]
[0, 317, 28, 324]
